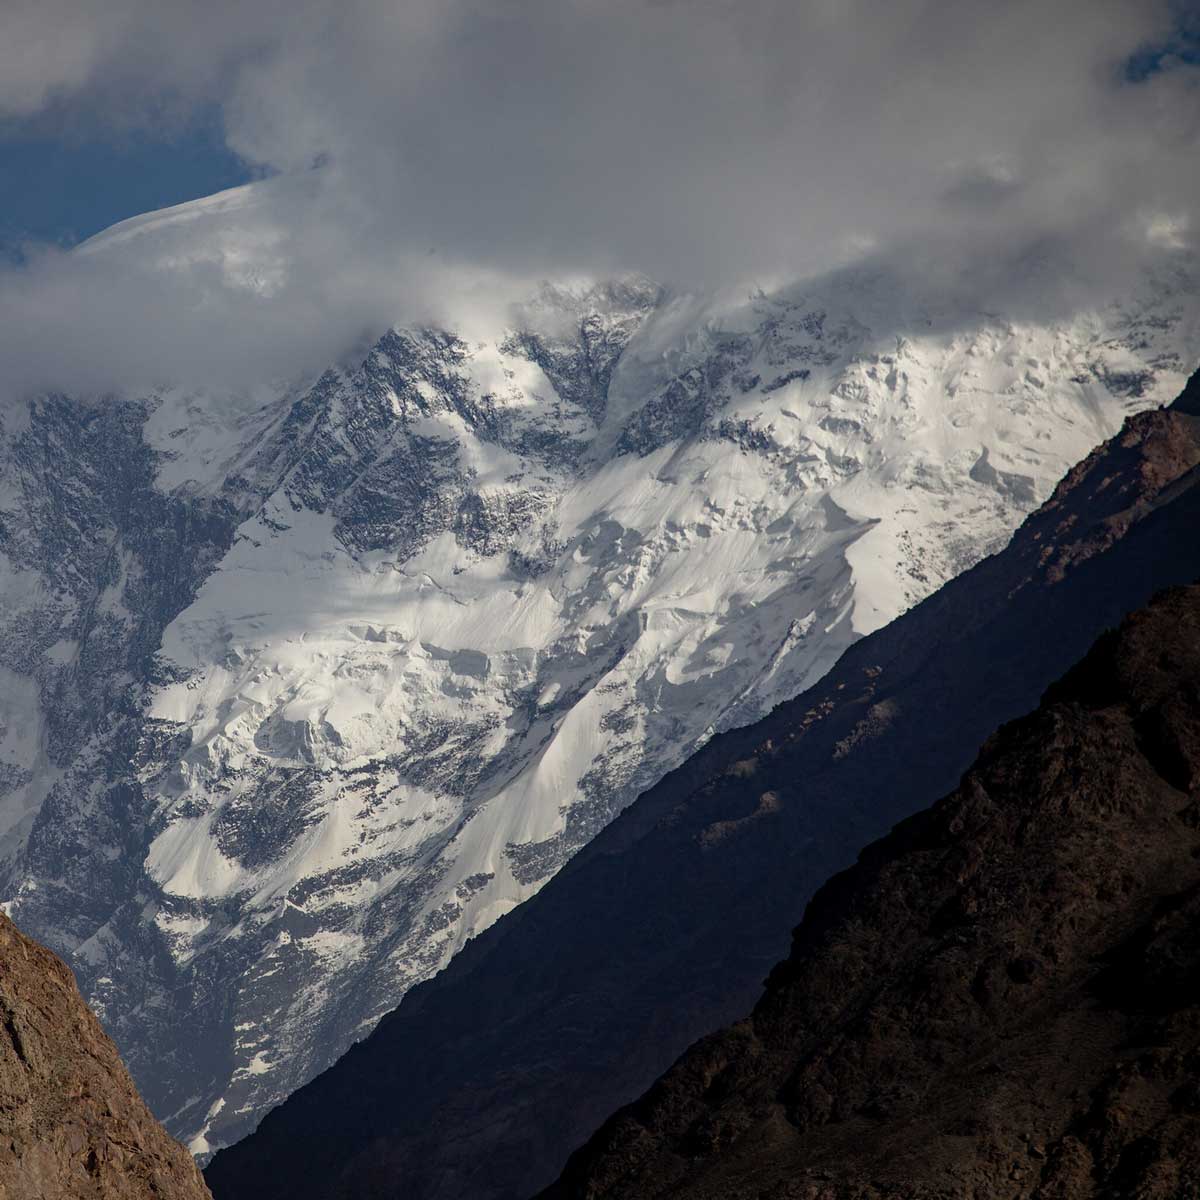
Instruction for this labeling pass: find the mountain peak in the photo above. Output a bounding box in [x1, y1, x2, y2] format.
[204, 352, 1200, 1200]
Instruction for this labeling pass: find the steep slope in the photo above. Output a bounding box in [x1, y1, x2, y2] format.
[4, 219, 1194, 1157]
[0, 911, 211, 1200]
[543, 583, 1200, 1199]
[205, 378, 1200, 1200]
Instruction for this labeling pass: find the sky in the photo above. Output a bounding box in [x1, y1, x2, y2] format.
[0, 114, 250, 259]
[0, 0, 1197, 396]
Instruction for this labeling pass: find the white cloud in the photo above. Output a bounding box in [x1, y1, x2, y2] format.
[0, 0, 1196, 393]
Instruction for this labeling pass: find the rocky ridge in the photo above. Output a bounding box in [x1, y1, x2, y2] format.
[543, 583, 1200, 1199]
[0, 911, 210, 1200]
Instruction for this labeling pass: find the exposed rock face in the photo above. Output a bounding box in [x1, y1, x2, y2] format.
[0, 912, 210, 1200]
[205, 385, 1200, 1200]
[544, 583, 1200, 1199]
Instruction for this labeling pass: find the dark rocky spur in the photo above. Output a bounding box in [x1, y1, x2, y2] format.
[544, 584, 1200, 1198]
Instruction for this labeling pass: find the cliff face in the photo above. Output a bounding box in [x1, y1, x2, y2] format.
[544, 583, 1200, 1200]
[0, 913, 210, 1200]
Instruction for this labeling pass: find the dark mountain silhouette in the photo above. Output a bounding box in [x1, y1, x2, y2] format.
[544, 582, 1200, 1199]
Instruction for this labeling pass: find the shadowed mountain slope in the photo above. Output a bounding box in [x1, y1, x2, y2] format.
[544, 583, 1200, 1199]
[207, 371, 1200, 1200]
[0, 912, 211, 1200]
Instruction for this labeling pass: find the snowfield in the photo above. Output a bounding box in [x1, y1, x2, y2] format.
[0, 183, 1196, 1153]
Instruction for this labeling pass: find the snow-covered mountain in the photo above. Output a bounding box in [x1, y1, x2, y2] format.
[0, 187, 1196, 1154]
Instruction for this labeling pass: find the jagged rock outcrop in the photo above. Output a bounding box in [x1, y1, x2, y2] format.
[0, 912, 210, 1200]
[205, 381, 1200, 1200]
[543, 583, 1200, 1199]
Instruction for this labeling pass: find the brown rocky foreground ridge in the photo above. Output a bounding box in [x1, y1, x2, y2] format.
[0, 912, 210, 1200]
[543, 583, 1200, 1199]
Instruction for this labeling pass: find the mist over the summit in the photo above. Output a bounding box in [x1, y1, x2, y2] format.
[0, 0, 1196, 394]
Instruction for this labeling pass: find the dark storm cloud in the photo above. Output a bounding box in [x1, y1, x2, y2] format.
[0, 0, 1196, 393]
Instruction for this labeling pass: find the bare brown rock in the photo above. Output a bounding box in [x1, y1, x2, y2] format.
[544, 585, 1200, 1199]
[0, 913, 210, 1200]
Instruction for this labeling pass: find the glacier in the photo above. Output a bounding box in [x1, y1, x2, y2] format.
[0, 184, 1196, 1154]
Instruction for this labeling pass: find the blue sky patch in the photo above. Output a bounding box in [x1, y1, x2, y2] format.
[1125, 1, 1200, 81]
[0, 114, 254, 261]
